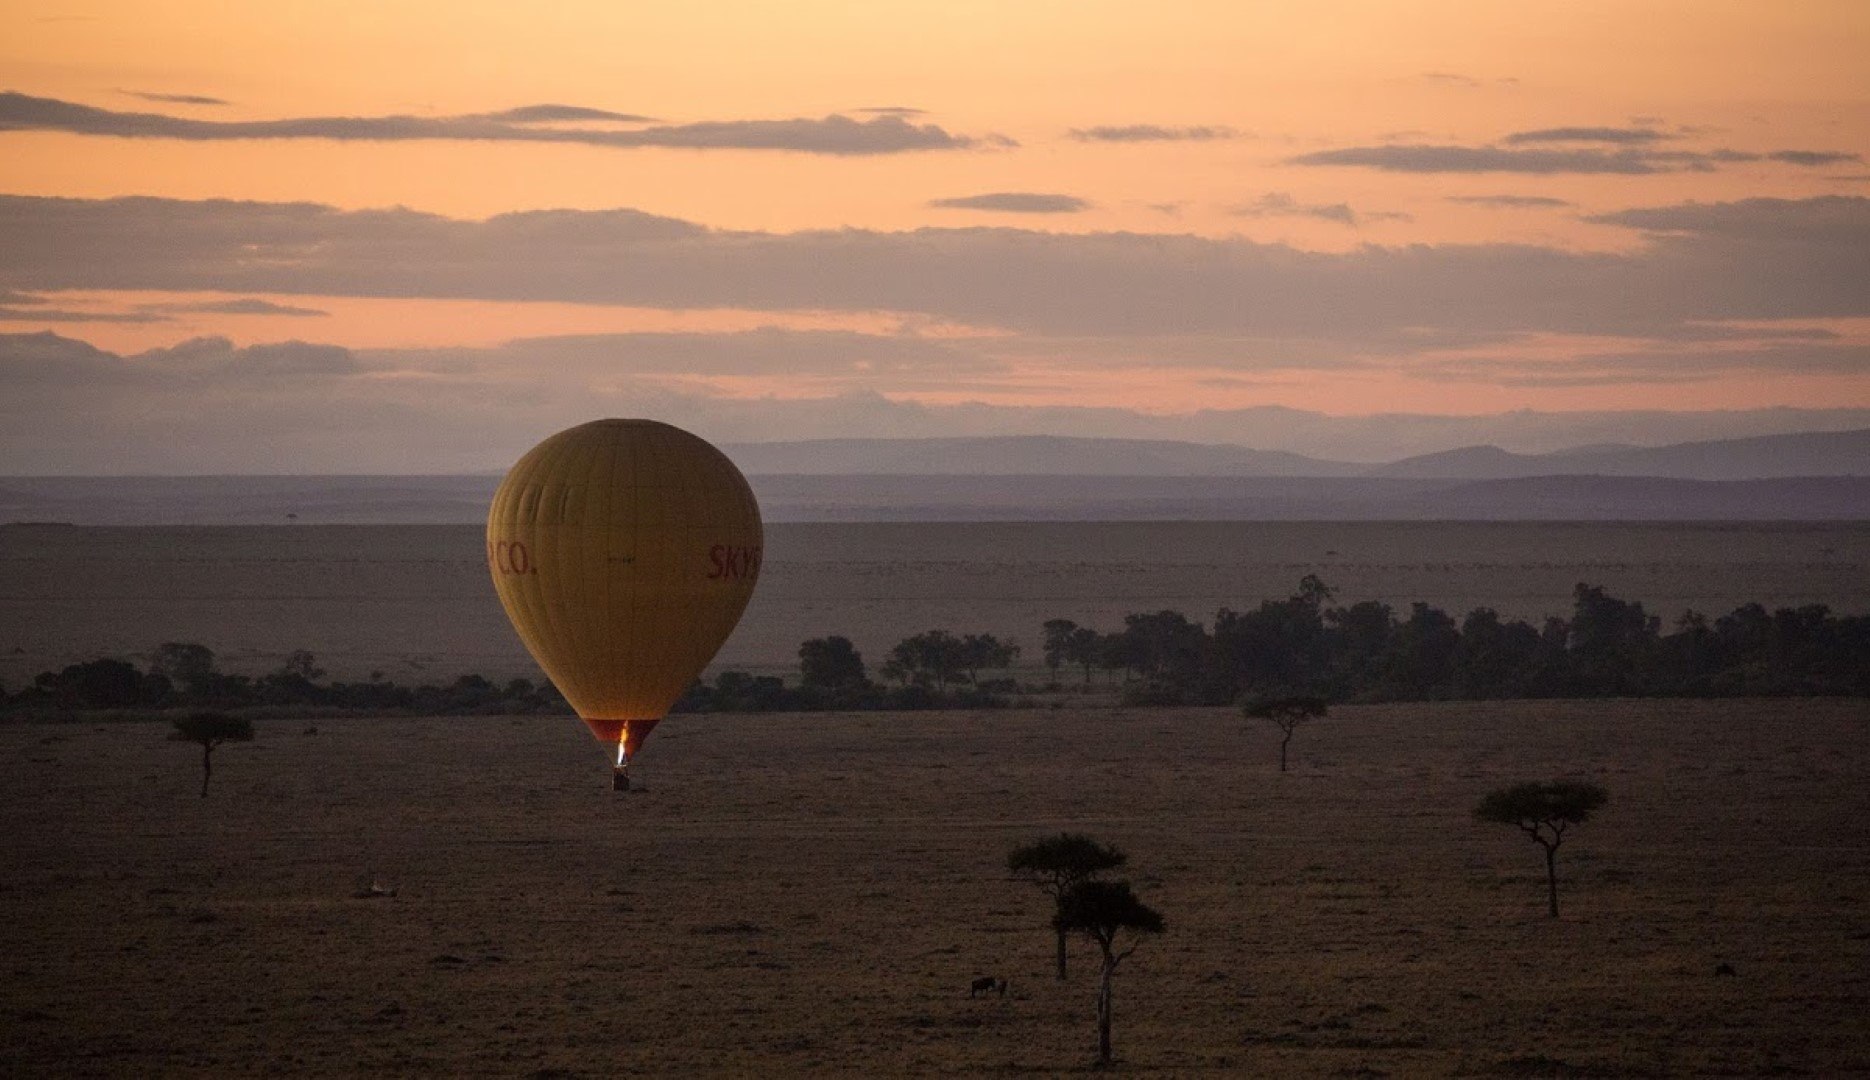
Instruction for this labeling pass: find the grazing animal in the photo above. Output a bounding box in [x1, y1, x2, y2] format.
[969, 976, 1007, 998]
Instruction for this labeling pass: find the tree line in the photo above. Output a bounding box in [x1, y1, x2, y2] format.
[1042, 576, 1868, 704]
[3, 578, 1863, 719]
[0, 643, 571, 717]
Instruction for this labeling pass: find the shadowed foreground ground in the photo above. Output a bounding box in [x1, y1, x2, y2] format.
[3, 699, 1867, 1076]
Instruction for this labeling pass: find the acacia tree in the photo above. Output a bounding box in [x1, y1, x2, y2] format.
[169, 711, 255, 797]
[1007, 833, 1127, 979]
[1475, 780, 1609, 917]
[1055, 880, 1165, 1066]
[1243, 695, 1328, 772]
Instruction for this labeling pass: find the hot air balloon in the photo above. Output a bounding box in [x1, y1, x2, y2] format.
[487, 419, 763, 789]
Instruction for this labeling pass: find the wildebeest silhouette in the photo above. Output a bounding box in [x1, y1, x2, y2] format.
[969, 976, 1007, 997]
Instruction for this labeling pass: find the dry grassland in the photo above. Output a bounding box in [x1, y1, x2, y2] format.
[3, 698, 1867, 1076]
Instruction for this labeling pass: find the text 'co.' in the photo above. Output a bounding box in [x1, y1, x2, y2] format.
[487, 539, 537, 576]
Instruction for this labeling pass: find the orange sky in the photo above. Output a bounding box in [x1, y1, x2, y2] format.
[1, 0, 1867, 430]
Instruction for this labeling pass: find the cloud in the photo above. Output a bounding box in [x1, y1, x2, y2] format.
[139, 297, 330, 316]
[1, 289, 171, 322]
[1067, 124, 1238, 142]
[1293, 144, 1694, 174]
[120, 90, 229, 107]
[1446, 194, 1574, 208]
[1420, 72, 1480, 87]
[0, 331, 361, 386]
[928, 192, 1089, 213]
[475, 104, 656, 123]
[0, 92, 987, 155]
[1292, 141, 1860, 174]
[2, 194, 1866, 340]
[476, 328, 1001, 377]
[1504, 126, 1667, 145]
[1229, 192, 1359, 225]
[1587, 195, 1870, 243]
[1420, 342, 1870, 387]
[1767, 149, 1863, 167]
[0, 306, 166, 324]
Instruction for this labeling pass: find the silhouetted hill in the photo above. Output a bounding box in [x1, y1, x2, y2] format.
[10, 473, 1862, 523]
[1371, 428, 1870, 480]
[721, 436, 1361, 477]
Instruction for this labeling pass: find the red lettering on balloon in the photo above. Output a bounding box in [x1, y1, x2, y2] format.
[489, 539, 538, 576]
[706, 544, 762, 582]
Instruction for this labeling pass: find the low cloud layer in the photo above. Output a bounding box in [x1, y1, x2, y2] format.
[0, 92, 989, 155]
[1229, 192, 1406, 226]
[1292, 140, 1860, 175]
[1504, 126, 1667, 145]
[928, 192, 1089, 213]
[1067, 124, 1237, 142]
[140, 298, 329, 317]
[1446, 194, 1574, 208]
[3, 194, 1864, 340]
[120, 90, 229, 107]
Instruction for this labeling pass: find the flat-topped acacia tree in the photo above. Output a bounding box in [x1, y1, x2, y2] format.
[1475, 780, 1609, 917]
[1008, 833, 1127, 979]
[1055, 879, 1165, 1066]
[169, 711, 254, 798]
[1243, 695, 1328, 772]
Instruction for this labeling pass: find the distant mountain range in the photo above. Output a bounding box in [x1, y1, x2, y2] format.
[4, 473, 1867, 525]
[3, 428, 1864, 524]
[722, 436, 1364, 477]
[724, 428, 1870, 481]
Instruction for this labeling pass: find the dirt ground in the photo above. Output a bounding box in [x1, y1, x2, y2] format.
[3, 698, 1867, 1077]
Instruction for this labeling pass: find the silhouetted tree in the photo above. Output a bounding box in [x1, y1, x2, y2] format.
[798, 635, 868, 690]
[1211, 575, 1335, 701]
[1379, 602, 1461, 697]
[1007, 832, 1128, 980]
[151, 641, 217, 696]
[1066, 627, 1105, 686]
[889, 630, 968, 690]
[35, 658, 168, 710]
[1450, 608, 1549, 699]
[1243, 695, 1328, 772]
[1042, 619, 1078, 682]
[1324, 599, 1395, 694]
[959, 633, 1019, 684]
[169, 711, 255, 798]
[1475, 780, 1608, 917]
[1567, 584, 1659, 694]
[1055, 879, 1164, 1066]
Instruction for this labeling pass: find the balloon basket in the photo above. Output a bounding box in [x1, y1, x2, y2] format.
[612, 768, 630, 793]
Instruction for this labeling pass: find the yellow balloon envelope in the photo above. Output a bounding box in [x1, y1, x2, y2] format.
[487, 419, 763, 771]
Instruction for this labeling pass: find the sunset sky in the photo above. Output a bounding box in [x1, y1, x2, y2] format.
[2, 1, 1867, 470]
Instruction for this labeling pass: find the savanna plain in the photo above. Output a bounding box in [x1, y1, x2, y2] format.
[2, 522, 1868, 1076]
[3, 701, 1867, 1076]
